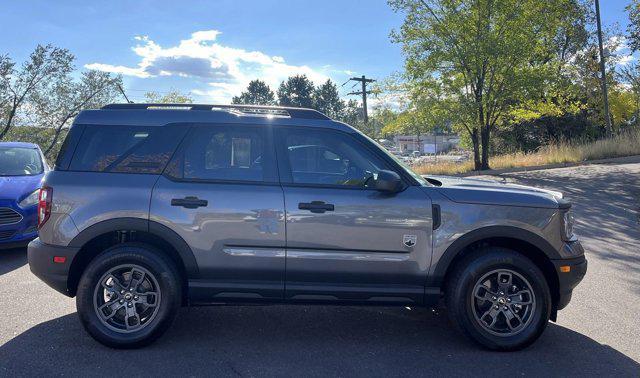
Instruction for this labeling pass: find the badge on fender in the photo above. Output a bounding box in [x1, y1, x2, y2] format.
[403, 235, 417, 248]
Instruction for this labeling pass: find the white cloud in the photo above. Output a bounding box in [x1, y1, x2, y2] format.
[85, 29, 339, 103]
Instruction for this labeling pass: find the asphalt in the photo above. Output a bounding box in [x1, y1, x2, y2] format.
[1, 162, 639, 377]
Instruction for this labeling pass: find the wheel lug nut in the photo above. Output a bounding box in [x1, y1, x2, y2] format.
[492, 296, 497, 301]
[507, 298, 511, 302]
[119, 299, 124, 304]
[499, 292, 504, 296]
[494, 305, 499, 310]
[120, 290, 125, 294]
[503, 306, 508, 310]
[134, 296, 139, 300]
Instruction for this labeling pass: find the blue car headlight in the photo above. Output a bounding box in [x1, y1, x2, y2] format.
[18, 189, 39, 208]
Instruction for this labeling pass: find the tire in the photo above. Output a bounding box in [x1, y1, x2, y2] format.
[445, 247, 551, 351]
[76, 243, 182, 348]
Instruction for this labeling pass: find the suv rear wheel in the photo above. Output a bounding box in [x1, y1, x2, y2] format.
[445, 247, 551, 351]
[76, 243, 181, 348]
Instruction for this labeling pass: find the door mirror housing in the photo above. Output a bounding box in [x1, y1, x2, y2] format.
[374, 170, 403, 193]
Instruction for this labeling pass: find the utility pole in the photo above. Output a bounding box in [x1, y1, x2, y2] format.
[346, 75, 375, 124]
[595, 0, 612, 134]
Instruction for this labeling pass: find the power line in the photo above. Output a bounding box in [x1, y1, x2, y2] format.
[346, 75, 376, 124]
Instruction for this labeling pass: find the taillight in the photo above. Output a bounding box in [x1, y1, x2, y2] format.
[37, 187, 52, 229]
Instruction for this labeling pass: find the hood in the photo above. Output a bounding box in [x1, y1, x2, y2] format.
[424, 175, 569, 209]
[0, 174, 43, 203]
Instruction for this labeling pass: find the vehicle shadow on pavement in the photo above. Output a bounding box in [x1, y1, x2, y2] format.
[0, 247, 27, 276]
[1, 306, 638, 377]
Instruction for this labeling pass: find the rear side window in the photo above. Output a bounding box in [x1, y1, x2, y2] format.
[69, 125, 186, 173]
[165, 125, 276, 183]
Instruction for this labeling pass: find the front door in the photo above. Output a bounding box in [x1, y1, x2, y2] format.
[276, 127, 432, 305]
[150, 124, 285, 302]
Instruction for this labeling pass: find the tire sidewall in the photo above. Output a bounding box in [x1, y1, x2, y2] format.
[451, 248, 551, 351]
[76, 244, 181, 348]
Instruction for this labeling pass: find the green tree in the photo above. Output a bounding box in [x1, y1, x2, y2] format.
[277, 74, 314, 108]
[232, 79, 276, 105]
[0, 44, 74, 140]
[389, 0, 582, 170]
[144, 88, 193, 103]
[627, 0, 640, 52]
[30, 70, 122, 156]
[313, 79, 345, 118]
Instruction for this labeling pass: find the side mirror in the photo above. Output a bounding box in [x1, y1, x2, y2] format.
[374, 170, 403, 193]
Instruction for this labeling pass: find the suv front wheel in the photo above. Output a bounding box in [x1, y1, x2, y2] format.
[76, 243, 181, 348]
[445, 247, 551, 351]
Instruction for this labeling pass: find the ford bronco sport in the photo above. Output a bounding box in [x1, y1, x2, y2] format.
[28, 103, 587, 350]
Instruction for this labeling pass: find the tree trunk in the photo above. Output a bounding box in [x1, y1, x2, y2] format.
[480, 125, 490, 170]
[0, 105, 17, 140]
[471, 128, 481, 171]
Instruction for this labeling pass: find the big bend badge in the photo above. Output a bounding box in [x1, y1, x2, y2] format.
[403, 234, 417, 248]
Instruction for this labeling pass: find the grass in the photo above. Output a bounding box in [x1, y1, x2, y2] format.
[413, 128, 640, 176]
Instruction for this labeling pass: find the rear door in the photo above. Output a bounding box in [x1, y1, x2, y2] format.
[276, 127, 432, 305]
[150, 123, 286, 302]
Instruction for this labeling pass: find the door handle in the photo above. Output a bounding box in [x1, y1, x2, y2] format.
[298, 201, 334, 214]
[171, 196, 208, 209]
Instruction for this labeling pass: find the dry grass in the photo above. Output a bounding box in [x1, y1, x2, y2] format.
[413, 128, 640, 176]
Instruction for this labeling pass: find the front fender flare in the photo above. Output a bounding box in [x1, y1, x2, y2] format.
[430, 225, 560, 286]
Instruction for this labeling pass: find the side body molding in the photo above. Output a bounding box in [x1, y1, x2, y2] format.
[67, 217, 199, 278]
[430, 225, 561, 285]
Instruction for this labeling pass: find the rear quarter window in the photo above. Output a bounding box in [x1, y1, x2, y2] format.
[69, 125, 187, 173]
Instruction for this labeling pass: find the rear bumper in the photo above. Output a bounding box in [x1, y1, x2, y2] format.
[27, 238, 80, 297]
[552, 252, 588, 311]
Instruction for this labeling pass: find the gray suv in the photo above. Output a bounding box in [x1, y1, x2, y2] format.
[28, 104, 587, 350]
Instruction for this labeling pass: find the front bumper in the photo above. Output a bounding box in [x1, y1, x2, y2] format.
[0, 202, 38, 249]
[552, 241, 588, 311]
[27, 237, 80, 297]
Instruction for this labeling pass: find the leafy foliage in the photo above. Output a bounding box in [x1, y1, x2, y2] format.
[232, 79, 276, 105]
[388, 0, 593, 170]
[0, 45, 123, 159]
[627, 0, 640, 52]
[144, 89, 193, 104]
[277, 74, 315, 108]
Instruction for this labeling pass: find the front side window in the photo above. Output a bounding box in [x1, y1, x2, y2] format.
[166, 125, 273, 182]
[0, 147, 43, 176]
[278, 128, 391, 187]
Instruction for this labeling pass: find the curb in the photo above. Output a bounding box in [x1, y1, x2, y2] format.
[456, 155, 640, 177]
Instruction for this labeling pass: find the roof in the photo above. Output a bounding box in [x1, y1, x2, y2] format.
[0, 141, 39, 149]
[73, 103, 355, 133]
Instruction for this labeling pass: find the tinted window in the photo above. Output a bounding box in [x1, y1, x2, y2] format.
[0, 147, 43, 176]
[166, 125, 273, 182]
[69, 125, 185, 173]
[279, 128, 390, 187]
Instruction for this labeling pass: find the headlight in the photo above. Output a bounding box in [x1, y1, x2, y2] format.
[562, 210, 575, 241]
[18, 189, 39, 208]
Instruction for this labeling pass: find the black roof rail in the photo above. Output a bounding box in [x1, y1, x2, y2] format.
[101, 103, 331, 120]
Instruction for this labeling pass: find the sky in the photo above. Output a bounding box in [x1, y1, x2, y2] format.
[0, 0, 636, 104]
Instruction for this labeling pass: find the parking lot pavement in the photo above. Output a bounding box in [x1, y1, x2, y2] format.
[1, 162, 639, 377]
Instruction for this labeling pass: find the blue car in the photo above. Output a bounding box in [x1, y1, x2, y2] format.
[0, 142, 48, 249]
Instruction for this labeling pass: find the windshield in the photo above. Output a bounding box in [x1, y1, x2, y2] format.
[0, 147, 44, 176]
[358, 132, 429, 186]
